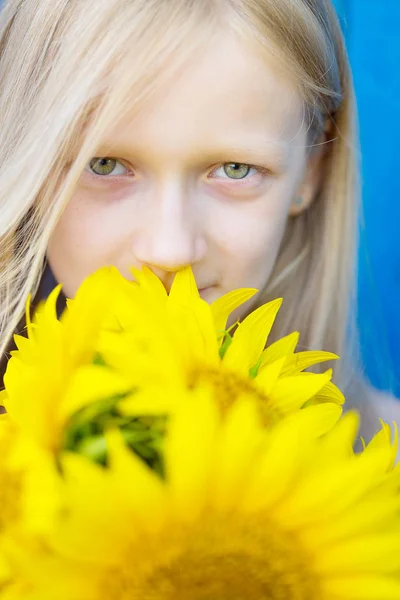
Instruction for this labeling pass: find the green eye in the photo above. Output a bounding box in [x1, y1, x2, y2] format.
[223, 163, 251, 179]
[89, 158, 118, 176]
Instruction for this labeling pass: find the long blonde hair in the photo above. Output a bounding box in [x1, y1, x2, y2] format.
[0, 0, 364, 405]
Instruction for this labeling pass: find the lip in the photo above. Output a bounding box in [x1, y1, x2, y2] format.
[198, 286, 214, 299]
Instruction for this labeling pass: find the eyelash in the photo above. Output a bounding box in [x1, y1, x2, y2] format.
[84, 158, 271, 186]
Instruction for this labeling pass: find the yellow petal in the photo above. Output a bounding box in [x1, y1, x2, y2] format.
[366, 421, 399, 470]
[302, 497, 400, 549]
[310, 410, 359, 469]
[169, 265, 199, 302]
[0, 389, 8, 407]
[223, 298, 283, 372]
[210, 288, 258, 335]
[119, 386, 187, 416]
[60, 366, 132, 421]
[22, 453, 63, 535]
[165, 389, 219, 521]
[62, 267, 116, 362]
[276, 448, 393, 527]
[258, 331, 300, 370]
[130, 265, 168, 303]
[179, 298, 220, 365]
[242, 410, 316, 512]
[316, 532, 400, 574]
[284, 402, 343, 438]
[322, 576, 400, 599]
[106, 429, 166, 533]
[310, 379, 346, 405]
[210, 397, 264, 510]
[270, 370, 334, 412]
[255, 357, 287, 396]
[243, 403, 343, 512]
[281, 350, 339, 376]
[56, 453, 134, 564]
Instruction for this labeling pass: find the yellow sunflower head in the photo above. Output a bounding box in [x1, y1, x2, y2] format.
[13, 391, 400, 600]
[0, 415, 63, 600]
[2, 264, 344, 478]
[2, 267, 133, 454]
[105, 266, 345, 425]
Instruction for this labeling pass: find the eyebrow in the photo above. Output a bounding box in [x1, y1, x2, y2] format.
[96, 138, 291, 171]
[212, 141, 291, 170]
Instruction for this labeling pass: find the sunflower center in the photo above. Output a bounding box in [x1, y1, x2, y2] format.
[187, 366, 278, 425]
[100, 512, 318, 600]
[188, 366, 264, 411]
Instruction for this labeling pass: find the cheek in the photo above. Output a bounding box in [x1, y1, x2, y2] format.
[46, 192, 128, 295]
[213, 202, 289, 281]
[215, 206, 289, 326]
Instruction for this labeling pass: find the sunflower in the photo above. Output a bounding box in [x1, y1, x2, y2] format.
[2, 267, 132, 455]
[0, 417, 25, 538]
[100, 266, 344, 424]
[17, 393, 400, 600]
[0, 415, 62, 600]
[3, 264, 344, 440]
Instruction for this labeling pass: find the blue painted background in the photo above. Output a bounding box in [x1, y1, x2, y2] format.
[333, 0, 400, 397]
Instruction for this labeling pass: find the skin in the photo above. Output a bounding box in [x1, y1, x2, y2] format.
[47, 28, 326, 316]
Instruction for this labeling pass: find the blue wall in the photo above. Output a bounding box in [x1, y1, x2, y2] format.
[333, 0, 400, 396]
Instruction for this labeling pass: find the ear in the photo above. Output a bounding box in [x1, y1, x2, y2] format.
[289, 121, 333, 216]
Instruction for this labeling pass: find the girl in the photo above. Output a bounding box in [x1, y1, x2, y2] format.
[0, 0, 398, 439]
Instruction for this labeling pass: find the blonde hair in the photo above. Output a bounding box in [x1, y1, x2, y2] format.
[0, 0, 366, 411]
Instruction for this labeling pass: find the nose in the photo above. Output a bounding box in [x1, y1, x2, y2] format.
[131, 185, 208, 286]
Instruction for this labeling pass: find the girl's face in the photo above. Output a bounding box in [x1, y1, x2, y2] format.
[47, 30, 323, 310]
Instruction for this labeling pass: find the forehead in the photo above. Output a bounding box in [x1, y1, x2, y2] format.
[99, 29, 306, 164]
